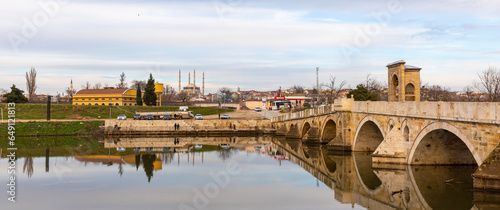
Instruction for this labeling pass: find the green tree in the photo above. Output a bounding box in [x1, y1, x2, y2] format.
[143, 73, 157, 106]
[3, 84, 28, 103]
[136, 85, 143, 106]
[347, 84, 378, 101]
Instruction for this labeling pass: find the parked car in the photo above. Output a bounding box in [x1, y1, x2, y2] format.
[195, 114, 203, 120]
[117, 114, 127, 120]
[221, 114, 230, 119]
[254, 107, 262, 112]
[133, 114, 141, 120]
[145, 114, 154, 120]
[163, 114, 172, 120]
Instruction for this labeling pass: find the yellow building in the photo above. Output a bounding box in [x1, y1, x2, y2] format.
[72, 83, 164, 106]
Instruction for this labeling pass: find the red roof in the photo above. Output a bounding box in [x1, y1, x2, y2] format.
[75, 88, 131, 95]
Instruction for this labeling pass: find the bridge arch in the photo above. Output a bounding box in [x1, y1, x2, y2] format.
[321, 118, 337, 143]
[408, 122, 481, 166]
[353, 116, 385, 152]
[301, 121, 311, 139]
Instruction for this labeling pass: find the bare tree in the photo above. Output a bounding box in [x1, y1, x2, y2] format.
[81, 81, 91, 90]
[475, 66, 500, 102]
[218, 87, 232, 102]
[421, 85, 454, 101]
[131, 80, 146, 90]
[322, 75, 346, 103]
[92, 82, 102, 89]
[25, 67, 37, 102]
[365, 73, 386, 100]
[463, 85, 480, 102]
[65, 87, 76, 98]
[176, 91, 189, 102]
[162, 84, 177, 102]
[116, 72, 128, 89]
[290, 85, 305, 94]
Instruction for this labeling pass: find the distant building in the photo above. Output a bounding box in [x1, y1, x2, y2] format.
[73, 83, 164, 106]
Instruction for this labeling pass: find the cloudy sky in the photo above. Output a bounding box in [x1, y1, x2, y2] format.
[1, 0, 499, 95]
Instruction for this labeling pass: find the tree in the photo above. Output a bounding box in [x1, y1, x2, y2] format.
[25, 67, 37, 102]
[475, 66, 500, 102]
[322, 75, 346, 103]
[162, 84, 177, 102]
[131, 79, 146, 90]
[421, 84, 453, 101]
[116, 72, 127, 89]
[177, 91, 189, 102]
[463, 85, 480, 102]
[81, 81, 91, 90]
[347, 84, 378, 101]
[218, 87, 232, 102]
[3, 84, 28, 103]
[92, 82, 102, 89]
[136, 85, 143, 106]
[143, 73, 157, 106]
[290, 85, 305, 94]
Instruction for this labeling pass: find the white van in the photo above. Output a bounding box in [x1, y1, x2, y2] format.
[178, 106, 189, 111]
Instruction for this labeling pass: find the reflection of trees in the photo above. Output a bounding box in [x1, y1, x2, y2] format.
[135, 154, 141, 171]
[23, 157, 34, 178]
[118, 163, 123, 177]
[164, 153, 174, 164]
[142, 154, 156, 183]
[217, 149, 235, 162]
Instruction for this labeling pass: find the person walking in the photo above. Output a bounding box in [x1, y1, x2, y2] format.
[233, 124, 236, 130]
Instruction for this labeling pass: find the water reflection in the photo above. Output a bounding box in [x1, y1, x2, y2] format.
[2, 136, 500, 209]
[273, 139, 493, 210]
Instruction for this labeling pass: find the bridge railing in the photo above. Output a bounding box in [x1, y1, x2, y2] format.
[350, 101, 500, 124]
[273, 99, 500, 124]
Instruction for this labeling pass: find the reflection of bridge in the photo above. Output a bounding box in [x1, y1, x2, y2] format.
[273, 138, 500, 209]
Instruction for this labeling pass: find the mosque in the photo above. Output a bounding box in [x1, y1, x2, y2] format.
[179, 69, 204, 97]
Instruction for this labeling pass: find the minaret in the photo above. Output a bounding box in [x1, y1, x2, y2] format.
[188, 72, 191, 85]
[70, 79, 73, 97]
[193, 69, 196, 94]
[202, 72, 205, 96]
[178, 69, 181, 93]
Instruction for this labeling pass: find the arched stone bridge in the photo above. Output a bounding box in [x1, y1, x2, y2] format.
[272, 97, 500, 167]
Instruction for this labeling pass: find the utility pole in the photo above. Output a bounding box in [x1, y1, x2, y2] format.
[316, 67, 319, 91]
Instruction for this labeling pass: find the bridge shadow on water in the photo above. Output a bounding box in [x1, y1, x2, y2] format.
[272, 137, 499, 210]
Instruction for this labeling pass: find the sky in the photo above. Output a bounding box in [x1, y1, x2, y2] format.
[1, 0, 499, 95]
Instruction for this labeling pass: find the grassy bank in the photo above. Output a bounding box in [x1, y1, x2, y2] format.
[0, 136, 107, 157]
[0, 103, 233, 119]
[0, 121, 103, 137]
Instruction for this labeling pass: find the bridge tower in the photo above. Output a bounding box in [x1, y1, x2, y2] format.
[387, 60, 422, 102]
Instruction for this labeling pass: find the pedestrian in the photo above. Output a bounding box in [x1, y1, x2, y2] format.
[233, 124, 236, 130]
[218, 113, 220, 119]
[229, 122, 232, 129]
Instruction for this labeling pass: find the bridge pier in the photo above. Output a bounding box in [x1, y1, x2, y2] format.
[303, 123, 321, 144]
[473, 143, 500, 192]
[285, 124, 301, 139]
[372, 128, 407, 165]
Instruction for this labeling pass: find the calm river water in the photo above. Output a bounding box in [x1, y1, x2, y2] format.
[1, 136, 497, 210]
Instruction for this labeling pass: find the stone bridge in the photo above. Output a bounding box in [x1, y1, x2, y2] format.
[272, 97, 500, 167]
[272, 139, 499, 209]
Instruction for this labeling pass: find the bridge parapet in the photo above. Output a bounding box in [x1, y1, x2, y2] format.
[352, 101, 500, 124]
[272, 97, 354, 122]
[274, 98, 500, 124]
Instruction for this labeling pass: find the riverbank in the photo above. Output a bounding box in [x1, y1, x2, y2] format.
[0, 103, 232, 120]
[0, 121, 103, 137]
